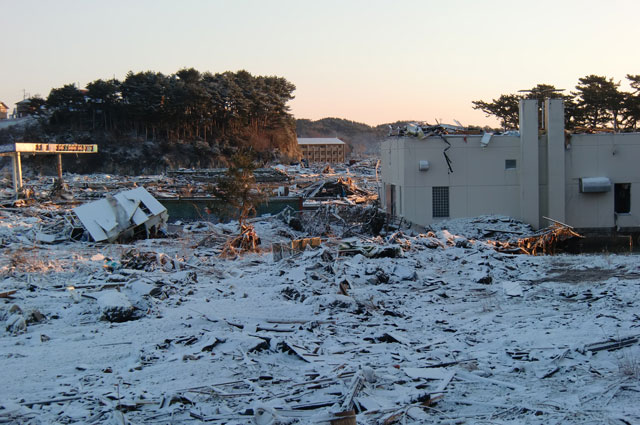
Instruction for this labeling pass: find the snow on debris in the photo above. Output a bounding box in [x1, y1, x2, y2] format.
[0, 207, 639, 424]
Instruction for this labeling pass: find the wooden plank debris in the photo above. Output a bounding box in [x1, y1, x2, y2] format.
[489, 222, 583, 255]
[579, 335, 639, 353]
[339, 371, 364, 411]
[21, 395, 83, 407]
[423, 358, 477, 368]
[272, 237, 322, 261]
[0, 289, 17, 298]
[455, 370, 525, 391]
[277, 340, 312, 362]
[330, 409, 357, 425]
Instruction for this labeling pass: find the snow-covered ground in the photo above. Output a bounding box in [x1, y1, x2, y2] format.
[0, 117, 34, 131]
[0, 208, 639, 424]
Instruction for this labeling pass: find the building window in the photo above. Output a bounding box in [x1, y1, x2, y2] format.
[432, 186, 449, 218]
[615, 183, 631, 214]
[505, 159, 517, 169]
[386, 184, 396, 217]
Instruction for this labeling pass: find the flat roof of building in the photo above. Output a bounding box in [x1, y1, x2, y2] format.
[297, 137, 345, 145]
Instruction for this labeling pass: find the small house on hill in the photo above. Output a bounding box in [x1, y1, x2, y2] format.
[0, 102, 9, 120]
[15, 99, 32, 118]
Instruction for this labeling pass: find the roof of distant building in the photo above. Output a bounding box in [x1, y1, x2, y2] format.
[297, 137, 345, 145]
[0, 102, 9, 110]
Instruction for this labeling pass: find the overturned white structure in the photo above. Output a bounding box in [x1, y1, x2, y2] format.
[73, 187, 168, 242]
[381, 99, 640, 234]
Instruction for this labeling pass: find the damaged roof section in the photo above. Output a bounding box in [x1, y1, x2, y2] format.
[73, 187, 167, 243]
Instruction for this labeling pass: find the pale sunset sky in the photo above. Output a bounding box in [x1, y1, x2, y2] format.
[1, 0, 638, 127]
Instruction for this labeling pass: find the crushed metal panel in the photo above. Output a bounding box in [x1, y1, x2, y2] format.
[115, 187, 168, 226]
[73, 187, 168, 242]
[73, 198, 118, 242]
[113, 193, 141, 222]
[121, 187, 167, 215]
[480, 132, 493, 147]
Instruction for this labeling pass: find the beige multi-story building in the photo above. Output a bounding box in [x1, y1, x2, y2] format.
[297, 137, 346, 163]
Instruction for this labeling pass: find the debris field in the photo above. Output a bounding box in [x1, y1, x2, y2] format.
[0, 180, 639, 424]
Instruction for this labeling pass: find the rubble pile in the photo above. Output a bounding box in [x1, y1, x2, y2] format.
[167, 167, 291, 183]
[491, 223, 584, 255]
[0, 160, 379, 206]
[299, 203, 385, 238]
[0, 200, 639, 424]
[219, 223, 261, 258]
[302, 177, 377, 205]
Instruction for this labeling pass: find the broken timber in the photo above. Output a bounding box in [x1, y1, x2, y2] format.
[272, 237, 322, 261]
[490, 222, 583, 255]
[579, 335, 639, 354]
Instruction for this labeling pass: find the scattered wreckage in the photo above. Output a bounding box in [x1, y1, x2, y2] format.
[302, 177, 377, 205]
[167, 167, 291, 183]
[1, 204, 639, 424]
[488, 217, 584, 255]
[34, 187, 168, 244]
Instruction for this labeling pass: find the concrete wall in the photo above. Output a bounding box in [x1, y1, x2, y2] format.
[382, 134, 521, 226]
[565, 133, 640, 230]
[545, 98, 566, 224]
[519, 99, 540, 229]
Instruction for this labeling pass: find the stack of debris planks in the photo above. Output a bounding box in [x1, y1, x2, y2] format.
[490, 219, 583, 255]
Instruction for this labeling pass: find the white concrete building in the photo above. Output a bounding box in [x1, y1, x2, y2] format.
[381, 99, 640, 234]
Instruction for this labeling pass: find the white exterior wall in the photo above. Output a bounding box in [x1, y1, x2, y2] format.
[545, 99, 566, 223]
[382, 135, 521, 226]
[565, 133, 640, 230]
[519, 100, 540, 229]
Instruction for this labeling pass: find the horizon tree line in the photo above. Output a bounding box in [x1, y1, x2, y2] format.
[472, 75, 640, 132]
[26, 68, 296, 145]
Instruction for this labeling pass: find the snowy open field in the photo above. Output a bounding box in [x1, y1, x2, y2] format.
[1, 209, 639, 424]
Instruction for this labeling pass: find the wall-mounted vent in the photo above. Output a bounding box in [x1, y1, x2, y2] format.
[419, 160, 430, 171]
[579, 177, 611, 193]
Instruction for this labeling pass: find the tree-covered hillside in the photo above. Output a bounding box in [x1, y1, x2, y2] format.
[1, 69, 300, 174]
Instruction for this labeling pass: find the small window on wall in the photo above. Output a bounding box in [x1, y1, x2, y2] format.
[386, 184, 396, 217]
[432, 186, 449, 218]
[505, 159, 517, 169]
[615, 183, 631, 214]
